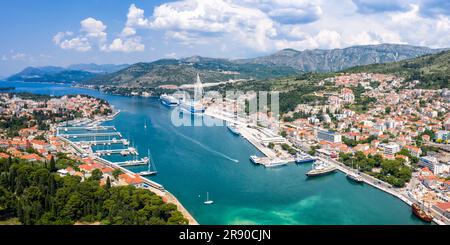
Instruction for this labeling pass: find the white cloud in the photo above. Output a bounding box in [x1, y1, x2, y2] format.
[54, 18, 106, 52]
[81, 17, 107, 41]
[60, 37, 91, 52]
[108, 37, 145, 52]
[52, 1, 450, 57]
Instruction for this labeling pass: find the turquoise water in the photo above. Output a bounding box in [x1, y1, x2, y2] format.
[1, 81, 429, 225]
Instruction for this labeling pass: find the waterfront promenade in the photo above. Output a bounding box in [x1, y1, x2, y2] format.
[319, 155, 449, 225]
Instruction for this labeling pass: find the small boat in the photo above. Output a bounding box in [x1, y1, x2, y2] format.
[249, 155, 260, 164]
[139, 150, 158, 176]
[204, 192, 214, 205]
[346, 172, 364, 183]
[266, 158, 288, 168]
[160, 94, 180, 107]
[144, 121, 147, 129]
[227, 124, 240, 136]
[295, 152, 316, 164]
[412, 203, 433, 223]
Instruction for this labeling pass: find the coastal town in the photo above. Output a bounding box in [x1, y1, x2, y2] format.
[0, 92, 195, 225]
[199, 72, 450, 225]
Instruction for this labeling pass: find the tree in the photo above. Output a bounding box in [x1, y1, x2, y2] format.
[385, 107, 391, 114]
[90, 169, 103, 181]
[112, 169, 122, 180]
[105, 176, 111, 190]
[49, 156, 56, 172]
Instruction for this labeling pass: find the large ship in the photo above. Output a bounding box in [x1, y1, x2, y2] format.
[306, 160, 336, 177]
[412, 203, 433, 223]
[179, 73, 205, 114]
[179, 100, 205, 114]
[160, 94, 179, 107]
[295, 152, 316, 164]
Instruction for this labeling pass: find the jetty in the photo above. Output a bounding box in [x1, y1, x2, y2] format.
[115, 159, 149, 167]
[58, 125, 116, 130]
[58, 132, 122, 138]
[95, 147, 138, 156]
[77, 138, 129, 146]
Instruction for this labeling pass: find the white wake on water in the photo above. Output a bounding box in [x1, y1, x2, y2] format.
[170, 127, 239, 163]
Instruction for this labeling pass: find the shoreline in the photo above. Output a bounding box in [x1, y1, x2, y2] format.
[57, 110, 199, 225]
[318, 156, 447, 225]
[203, 110, 447, 225]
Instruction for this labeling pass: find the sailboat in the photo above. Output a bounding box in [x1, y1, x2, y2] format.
[204, 192, 214, 205]
[139, 150, 158, 176]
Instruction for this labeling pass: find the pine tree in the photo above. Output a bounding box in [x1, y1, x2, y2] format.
[49, 156, 56, 172]
[106, 176, 111, 190]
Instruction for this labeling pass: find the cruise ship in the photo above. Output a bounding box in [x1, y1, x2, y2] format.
[412, 203, 433, 223]
[295, 152, 316, 164]
[179, 100, 205, 114]
[227, 124, 240, 136]
[306, 160, 336, 177]
[160, 94, 179, 107]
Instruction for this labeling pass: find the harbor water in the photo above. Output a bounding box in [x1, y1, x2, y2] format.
[1, 81, 429, 225]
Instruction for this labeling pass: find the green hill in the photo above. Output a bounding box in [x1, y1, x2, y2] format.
[83, 57, 300, 87]
[345, 50, 450, 89]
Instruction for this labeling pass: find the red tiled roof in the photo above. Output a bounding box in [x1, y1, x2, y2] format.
[436, 202, 450, 211]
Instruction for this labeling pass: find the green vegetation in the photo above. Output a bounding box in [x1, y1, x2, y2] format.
[86, 58, 299, 87]
[339, 152, 412, 187]
[0, 157, 188, 225]
[346, 50, 450, 89]
[281, 143, 297, 155]
[342, 135, 377, 147]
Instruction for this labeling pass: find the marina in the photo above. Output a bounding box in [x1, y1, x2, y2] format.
[4, 81, 431, 225]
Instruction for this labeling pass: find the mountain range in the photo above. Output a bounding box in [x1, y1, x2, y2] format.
[237, 44, 445, 72]
[4, 44, 446, 86]
[5, 64, 129, 83]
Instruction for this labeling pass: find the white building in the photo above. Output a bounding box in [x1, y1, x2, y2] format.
[384, 143, 400, 155]
[317, 130, 342, 143]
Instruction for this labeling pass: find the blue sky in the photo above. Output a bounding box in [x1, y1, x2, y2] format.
[1, 0, 449, 76]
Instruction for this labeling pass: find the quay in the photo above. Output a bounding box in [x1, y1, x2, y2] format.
[95, 147, 138, 156]
[58, 132, 122, 138]
[77, 138, 129, 146]
[115, 159, 149, 167]
[318, 155, 449, 225]
[58, 125, 116, 131]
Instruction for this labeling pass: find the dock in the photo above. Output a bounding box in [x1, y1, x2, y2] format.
[250, 155, 294, 167]
[95, 147, 138, 156]
[239, 127, 277, 158]
[115, 159, 149, 167]
[58, 132, 122, 138]
[77, 138, 129, 146]
[58, 125, 116, 131]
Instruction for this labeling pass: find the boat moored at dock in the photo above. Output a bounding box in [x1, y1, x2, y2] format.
[346, 172, 364, 183]
[227, 124, 240, 136]
[306, 160, 337, 177]
[295, 152, 316, 164]
[412, 203, 433, 223]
